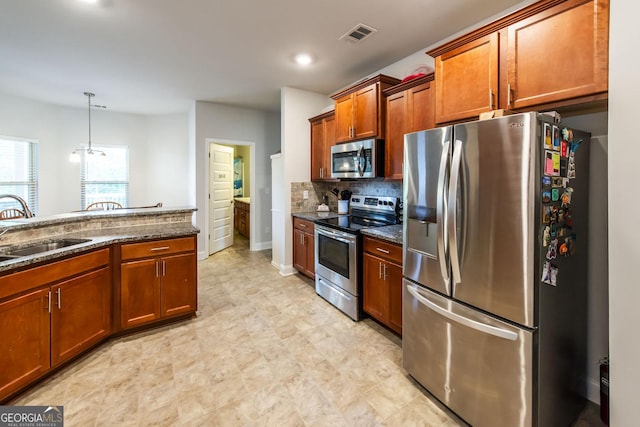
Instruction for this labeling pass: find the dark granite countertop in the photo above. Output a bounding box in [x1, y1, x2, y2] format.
[292, 211, 341, 222]
[361, 224, 403, 245]
[0, 208, 198, 274]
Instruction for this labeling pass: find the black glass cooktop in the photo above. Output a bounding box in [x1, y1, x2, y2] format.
[315, 215, 394, 234]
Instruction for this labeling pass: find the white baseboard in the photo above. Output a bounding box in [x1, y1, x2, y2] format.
[197, 250, 208, 260]
[586, 376, 600, 404]
[252, 241, 272, 251]
[270, 260, 296, 276]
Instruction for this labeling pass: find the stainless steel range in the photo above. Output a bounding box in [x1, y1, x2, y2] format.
[314, 195, 399, 320]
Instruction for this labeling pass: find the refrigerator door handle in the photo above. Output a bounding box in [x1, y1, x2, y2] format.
[407, 285, 518, 341]
[436, 139, 450, 284]
[448, 139, 463, 284]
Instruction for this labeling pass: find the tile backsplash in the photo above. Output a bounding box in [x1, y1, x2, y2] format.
[291, 181, 402, 213]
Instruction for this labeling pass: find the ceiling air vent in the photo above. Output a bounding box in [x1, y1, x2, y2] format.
[339, 24, 377, 44]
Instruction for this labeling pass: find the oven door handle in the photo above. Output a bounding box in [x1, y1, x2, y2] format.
[316, 228, 355, 245]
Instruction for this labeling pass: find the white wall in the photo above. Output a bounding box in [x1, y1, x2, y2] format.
[145, 114, 190, 207]
[193, 101, 280, 257]
[608, 0, 640, 423]
[278, 87, 332, 274]
[0, 91, 188, 216]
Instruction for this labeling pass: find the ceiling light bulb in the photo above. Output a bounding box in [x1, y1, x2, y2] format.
[294, 53, 313, 66]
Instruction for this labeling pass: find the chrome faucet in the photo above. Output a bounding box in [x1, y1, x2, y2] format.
[0, 194, 34, 218]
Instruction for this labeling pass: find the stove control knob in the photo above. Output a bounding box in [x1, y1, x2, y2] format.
[388, 201, 394, 207]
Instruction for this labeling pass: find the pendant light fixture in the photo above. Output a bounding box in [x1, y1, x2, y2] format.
[69, 91, 106, 162]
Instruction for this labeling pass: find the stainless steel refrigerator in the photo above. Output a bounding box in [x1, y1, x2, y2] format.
[402, 112, 590, 427]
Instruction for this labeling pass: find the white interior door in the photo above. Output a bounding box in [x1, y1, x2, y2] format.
[209, 143, 234, 254]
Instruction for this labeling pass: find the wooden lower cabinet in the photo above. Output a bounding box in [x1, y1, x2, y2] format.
[234, 200, 250, 238]
[0, 248, 111, 402]
[362, 236, 403, 334]
[292, 217, 315, 279]
[0, 289, 50, 400]
[120, 237, 197, 329]
[51, 266, 111, 367]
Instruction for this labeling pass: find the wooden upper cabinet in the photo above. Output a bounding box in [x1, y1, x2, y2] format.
[309, 111, 335, 181]
[384, 74, 435, 179]
[434, 33, 499, 124]
[331, 74, 401, 143]
[506, 0, 609, 109]
[429, 0, 609, 121]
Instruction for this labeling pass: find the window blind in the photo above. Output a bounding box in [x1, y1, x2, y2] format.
[0, 136, 38, 214]
[80, 145, 129, 209]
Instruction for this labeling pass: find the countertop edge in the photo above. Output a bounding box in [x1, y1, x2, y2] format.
[0, 226, 199, 274]
[360, 225, 403, 245]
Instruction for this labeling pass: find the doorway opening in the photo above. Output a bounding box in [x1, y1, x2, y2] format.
[207, 138, 255, 255]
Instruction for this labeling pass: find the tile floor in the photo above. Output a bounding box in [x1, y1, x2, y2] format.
[11, 234, 605, 426]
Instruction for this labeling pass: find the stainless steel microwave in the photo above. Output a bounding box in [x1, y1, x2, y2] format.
[330, 139, 384, 179]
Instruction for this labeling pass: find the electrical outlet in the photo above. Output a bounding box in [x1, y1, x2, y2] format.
[303, 190, 309, 200]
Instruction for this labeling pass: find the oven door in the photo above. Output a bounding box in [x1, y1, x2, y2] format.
[314, 225, 358, 295]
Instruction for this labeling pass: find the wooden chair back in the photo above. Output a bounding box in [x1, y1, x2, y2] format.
[85, 201, 123, 211]
[0, 208, 26, 219]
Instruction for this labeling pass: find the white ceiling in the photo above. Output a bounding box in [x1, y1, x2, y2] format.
[0, 0, 526, 115]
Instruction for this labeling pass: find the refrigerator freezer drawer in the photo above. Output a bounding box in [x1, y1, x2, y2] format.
[403, 280, 534, 427]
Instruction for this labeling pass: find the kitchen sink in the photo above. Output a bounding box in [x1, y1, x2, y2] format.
[1, 238, 92, 257]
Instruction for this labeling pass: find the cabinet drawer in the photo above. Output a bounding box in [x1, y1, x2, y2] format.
[293, 217, 315, 233]
[0, 248, 110, 301]
[363, 236, 402, 264]
[120, 237, 195, 261]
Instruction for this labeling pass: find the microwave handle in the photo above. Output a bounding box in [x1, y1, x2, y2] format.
[357, 145, 365, 177]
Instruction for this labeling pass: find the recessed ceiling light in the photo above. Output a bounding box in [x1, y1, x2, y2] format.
[294, 53, 313, 66]
[79, 0, 99, 4]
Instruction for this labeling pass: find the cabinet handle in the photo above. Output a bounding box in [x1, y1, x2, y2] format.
[376, 247, 390, 254]
[383, 264, 388, 281]
[507, 83, 512, 107]
[378, 261, 382, 279]
[46, 291, 51, 314]
[299, 223, 307, 228]
[320, 167, 323, 179]
[162, 260, 166, 277]
[151, 246, 170, 252]
[56, 288, 62, 309]
[489, 88, 494, 110]
[155, 260, 159, 278]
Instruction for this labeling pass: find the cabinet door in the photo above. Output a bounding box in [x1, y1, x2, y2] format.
[121, 258, 161, 329]
[387, 261, 403, 334]
[435, 33, 499, 123]
[409, 81, 435, 133]
[506, 0, 608, 109]
[323, 115, 336, 175]
[310, 119, 325, 181]
[353, 84, 379, 140]
[0, 289, 50, 401]
[293, 228, 306, 273]
[51, 266, 111, 367]
[385, 91, 408, 180]
[363, 253, 389, 322]
[161, 253, 197, 318]
[335, 94, 354, 143]
[304, 231, 315, 278]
